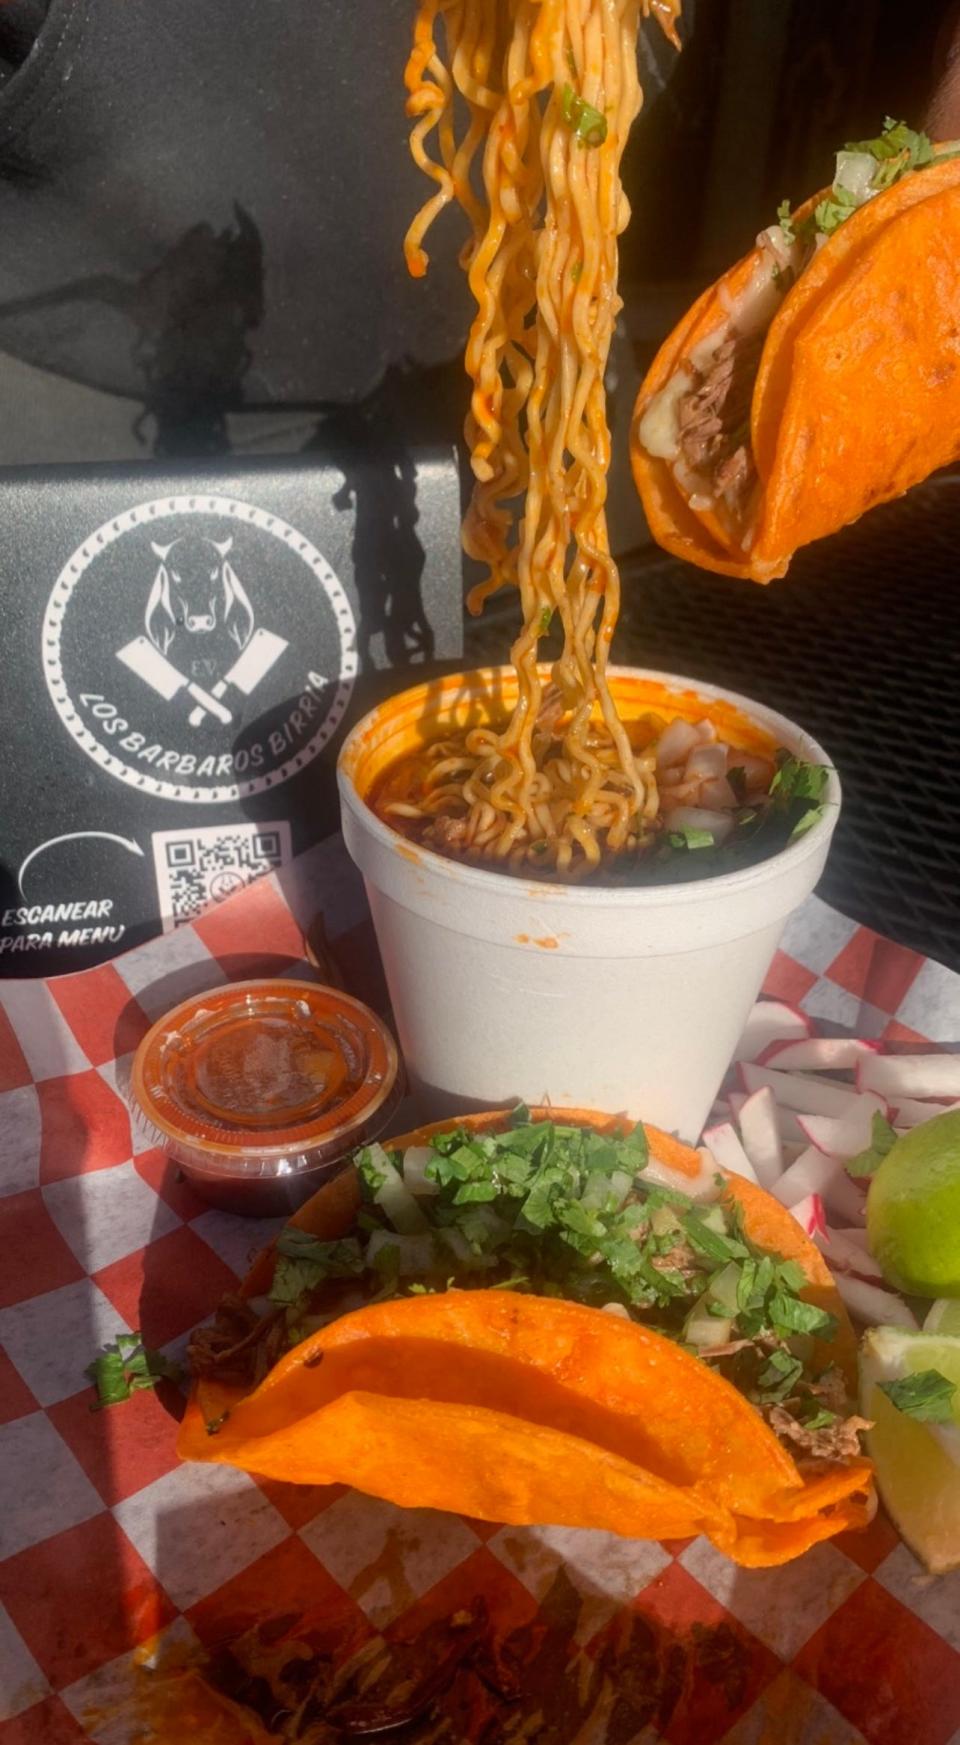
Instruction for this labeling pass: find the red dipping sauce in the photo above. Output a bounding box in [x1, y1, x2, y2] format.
[130, 980, 400, 1215]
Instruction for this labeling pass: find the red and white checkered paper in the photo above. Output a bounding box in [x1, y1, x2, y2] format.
[2, 837, 959, 1745]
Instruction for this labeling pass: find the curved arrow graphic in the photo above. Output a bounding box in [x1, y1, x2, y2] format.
[18, 832, 144, 896]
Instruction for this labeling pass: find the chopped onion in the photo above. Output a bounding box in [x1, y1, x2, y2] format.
[684, 742, 728, 782]
[698, 777, 739, 812]
[735, 752, 776, 790]
[372, 1156, 430, 1233]
[666, 806, 734, 844]
[401, 1146, 440, 1197]
[833, 149, 877, 204]
[601, 1301, 631, 1320]
[364, 1229, 437, 1274]
[656, 718, 700, 770]
[685, 1297, 733, 1350]
[644, 1146, 716, 1202]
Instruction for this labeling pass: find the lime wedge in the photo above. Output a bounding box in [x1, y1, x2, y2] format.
[924, 1298, 960, 1336]
[866, 1109, 960, 1296]
[859, 1326, 960, 1574]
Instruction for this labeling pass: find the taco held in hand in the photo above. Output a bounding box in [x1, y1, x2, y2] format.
[180, 1109, 874, 1567]
[631, 121, 960, 580]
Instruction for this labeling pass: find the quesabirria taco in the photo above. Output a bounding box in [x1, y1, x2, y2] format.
[180, 1108, 874, 1567]
[631, 120, 960, 580]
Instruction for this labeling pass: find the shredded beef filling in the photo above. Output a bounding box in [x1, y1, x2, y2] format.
[676, 329, 765, 505]
[768, 1405, 873, 1464]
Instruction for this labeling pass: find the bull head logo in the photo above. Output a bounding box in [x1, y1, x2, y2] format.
[145, 534, 255, 656]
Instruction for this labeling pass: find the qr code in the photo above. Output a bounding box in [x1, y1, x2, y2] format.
[151, 822, 292, 930]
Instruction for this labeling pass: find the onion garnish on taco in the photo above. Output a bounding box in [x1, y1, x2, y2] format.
[181, 1109, 874, 1567]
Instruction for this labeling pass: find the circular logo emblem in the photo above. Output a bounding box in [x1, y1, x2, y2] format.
[43, 495, 358, 804]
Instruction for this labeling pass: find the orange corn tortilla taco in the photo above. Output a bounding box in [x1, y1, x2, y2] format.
[631, 124, 960, 581]
[179, 1108, 874, 1568]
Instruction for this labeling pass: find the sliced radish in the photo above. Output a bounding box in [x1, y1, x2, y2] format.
[830, 1225, 870, 1252]
[730, 1091, 806, 1145]
[881, 1094, 960, 1129]
[656, 718, 700, 770]
[771, 1148, 844, 1209]
[796, 1095, 887, 1159]
[858, 1053, 960, 1101]
[684, 742, 728, 782]
[788, 1193, 827, 1239]
[815, 1226, 884, 1281]
[833, 1273, 918, 1329]
[740, 1063, 876, 1119]
[759, 1036, 878, 1073]
[824, 1174, 869, 1226]
[733, 1000, 812, 1064]
[735, 1087, 783, 1189]
[702, 1121, 760, 1184]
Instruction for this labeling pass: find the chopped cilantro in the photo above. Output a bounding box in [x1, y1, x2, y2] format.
[682, 1213, 747, 1264]
[774, 119, 938, 251]
[846, 118, 933, 174]
[878, 1368, 957, 1423]
[355, 1143, 389, 1197]
[668, 825, 715, 851]
[270, 1234, 365, 1307]
[768, 1293, 837, 1340]
[560, 83, 607, 147]
[756, 1348, 804, 1403]
[776, 198, 795, 242]
[776, 1259, 809, 1294]
[801, 1408, 838, 1432]
[86, 1333, 182, 1410]
[847, 1112, 898, 1179]
[812, 184, 859, 236]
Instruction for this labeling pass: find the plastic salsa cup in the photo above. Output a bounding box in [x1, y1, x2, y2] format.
[130, 979, 401, 1215]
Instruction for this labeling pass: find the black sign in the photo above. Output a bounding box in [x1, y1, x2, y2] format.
[0, 455, 463, 976]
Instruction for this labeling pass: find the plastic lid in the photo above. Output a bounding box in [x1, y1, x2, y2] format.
[130, 979, 400, 1175]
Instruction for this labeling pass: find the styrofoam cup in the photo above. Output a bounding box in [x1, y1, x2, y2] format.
[337, 667, 840, 1140]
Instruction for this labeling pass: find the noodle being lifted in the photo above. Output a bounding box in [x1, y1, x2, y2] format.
[402, 0, 683, 875]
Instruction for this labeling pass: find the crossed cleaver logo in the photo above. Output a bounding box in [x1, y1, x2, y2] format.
[115, 534, 288, 727]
